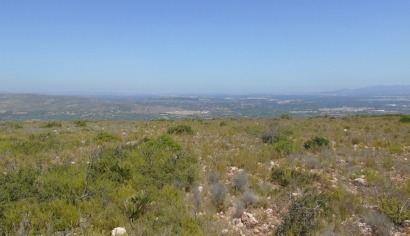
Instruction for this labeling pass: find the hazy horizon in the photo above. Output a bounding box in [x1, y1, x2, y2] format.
[1, 1, 410, 94]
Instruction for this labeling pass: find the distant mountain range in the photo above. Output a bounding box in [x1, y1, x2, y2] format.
[324, 85, 410, 96]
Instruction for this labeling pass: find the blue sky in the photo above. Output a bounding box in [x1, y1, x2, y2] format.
[1, 1, 409, 95]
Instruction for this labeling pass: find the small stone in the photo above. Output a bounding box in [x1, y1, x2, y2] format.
[241, 212, 258, 227]
[253, 228, 260, 234]
[260, 224, 270, 233]
[232, 218, 241, 225]
[197, 185, 203, 193]
[353, 177, 367, 186]
[111, 227, 126, 236]
[403, 219, 410, 227]
[221, 229, 229, 234]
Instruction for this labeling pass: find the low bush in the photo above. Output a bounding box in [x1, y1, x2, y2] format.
[192, 186, 202, 213]
[73, 120, 87, 127]
[261, 122, 286, 144]
[94, 131, 121, 143]
[277, 192, 325, 235]
[272, 136, 298, 156]
[211, 182, 228, 211]
[167, 124, 193, 134]
[234, 200, 245, 218]
[127, 190, 152, 222]
[43, 121, 62, 128]
[380, 195, 410, 225]
[232, 171, 248, 192]
[242, 190, 258, 208]
[303, 136, 330, 150]
[399, 115, 410, 123]
[208, 170, 220, 185]
[0, 166, 39, 202]
[365, 211, 393, 236]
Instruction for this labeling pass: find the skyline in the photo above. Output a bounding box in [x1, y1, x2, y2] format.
[1, 1, 410, 95]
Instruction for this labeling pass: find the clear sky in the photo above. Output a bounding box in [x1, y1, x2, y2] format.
[1, 1, 409, 95]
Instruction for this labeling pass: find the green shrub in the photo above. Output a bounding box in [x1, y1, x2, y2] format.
[73, 119, 87, 127]
[167, 124, 193, 134]
[380, 196, 410, 224]
[273, 136, 298, 156]
[279, 114, 291, 119]
[91, 157, 132, 183]
[0, 166, 39, 202]
[324, 188, 363, 221]
[399, 115, 410, 123]
[261, 123, 296, 155]
[43, 121, 62, 128]
[36, 164, 85, 202]
[388, 142, 404, 154]
[127, 190, 152, 222]
[138, 136, 197, 190]
[145, 135, 181, 153]
[94, 131, 121, 143]
[48, 199, 80, 231]
[133, 185, 203, 235]
[303, 136, 330, 150]
[261, 122, 288, 144]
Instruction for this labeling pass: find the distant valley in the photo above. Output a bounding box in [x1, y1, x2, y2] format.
[1, 86, 409, 120]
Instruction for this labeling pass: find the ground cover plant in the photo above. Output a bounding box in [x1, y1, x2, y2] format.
[0, 115, 409, 235]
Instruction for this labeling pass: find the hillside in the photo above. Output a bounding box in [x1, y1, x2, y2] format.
[1, 115, 409, 235]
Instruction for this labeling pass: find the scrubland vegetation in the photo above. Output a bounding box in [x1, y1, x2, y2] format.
[0, 115, 410, 235]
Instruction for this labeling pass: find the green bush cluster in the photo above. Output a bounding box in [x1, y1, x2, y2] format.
[272, 136, 298, 156]
[399, 115, 410, 123]
[167, 124, 194, 134]
[261, 123, 297, 156]
[43, 121, 62, 128]
[94, 131, 121, 143]
[380, 196, 410, 225]
[303, 136, 330, 150]
[73, 119, 87, 127]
